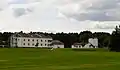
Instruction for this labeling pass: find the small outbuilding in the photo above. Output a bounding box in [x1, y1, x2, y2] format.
[51, 40, 64, 48]
[72, 38, 98, 48]
[72, 43, 83, 48]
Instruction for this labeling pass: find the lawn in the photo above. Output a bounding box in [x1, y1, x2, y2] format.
[0, 48, 120, 70]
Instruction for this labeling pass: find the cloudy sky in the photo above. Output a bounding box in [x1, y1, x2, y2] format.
[0, 0, 120, 33]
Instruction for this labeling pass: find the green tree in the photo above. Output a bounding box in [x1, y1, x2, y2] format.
[93, 32, 110, 48]
[110, 25, 120, 52]
[79, 31, 93, 44]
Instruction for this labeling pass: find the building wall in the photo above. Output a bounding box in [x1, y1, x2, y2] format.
[10, 36, 52, 48]
[10, 36, 18, 47]
[88, 38, 98, 48]
[84, 43, 93, 48]
[72, 45, 82, 48]
[52, 45, 64, 48]
[71, 38, 98, 48]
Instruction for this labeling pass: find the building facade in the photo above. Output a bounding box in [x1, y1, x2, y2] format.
[88, 38, 98, 48]
[72, 38, 98, 48]
[51, 40, 64, 48]
[9, 32, 52, 48]
[72, 43, 83, 48]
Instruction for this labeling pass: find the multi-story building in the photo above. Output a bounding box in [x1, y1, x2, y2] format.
[9, 32, 52, 48]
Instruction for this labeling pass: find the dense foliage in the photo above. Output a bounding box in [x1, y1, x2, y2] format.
[110, 26, 120, 52]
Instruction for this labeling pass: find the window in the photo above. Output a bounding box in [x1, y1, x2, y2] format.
[28, 43, 30, 46]
[41, 40, 43, 42]
[48, 44, 49, 46]
[23, 43, 25, 45]
[32, 43, 34, 46]
[45, 40, 46, 42]
[14, 38, 17, 41]
[41, 44, 43, 46]
[24, 39, 25, 41]
[18, 39, 20, 41]
[37, 39, 38, 42]
[32, 39, 34, 41]
[45, 44, 46, 46]
[48, 40, 52, 42]
[28, 39, 30, 41]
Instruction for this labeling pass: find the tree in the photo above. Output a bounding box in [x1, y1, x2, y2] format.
[110, 25, 120, 52]
[103, 36, 111, 47]
[79, 31, 93, 44]
[51, 32, 79, 48]
[93, 32, 110, 48]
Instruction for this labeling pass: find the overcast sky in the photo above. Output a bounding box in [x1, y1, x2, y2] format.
[0, 0, 120, 33]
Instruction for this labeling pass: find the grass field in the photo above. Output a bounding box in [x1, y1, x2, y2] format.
[0, 48, 120, 70]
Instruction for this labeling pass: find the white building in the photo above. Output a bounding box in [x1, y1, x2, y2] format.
[84, 43, 94, 48]
[9, 32, 52, 48]
[88, 38, 98, 48]
[72, 38, 98, 48]
[72, 43, 83, 48]
[51, 40, 64, 48]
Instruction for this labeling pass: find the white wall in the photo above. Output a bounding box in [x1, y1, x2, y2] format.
[10, 35, 18, 47]
[89, 38, 98, 48]
[10, 36, 52, 48]
[72, 45, 82, 48]
[84, 43, 93, 48]
[71, 38, 98, 49]
[52, 45, 64, 48]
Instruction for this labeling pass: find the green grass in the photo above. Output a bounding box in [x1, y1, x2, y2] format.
[0, 48, 120, 70]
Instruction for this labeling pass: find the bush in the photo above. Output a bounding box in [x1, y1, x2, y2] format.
[109, 35, 120, 52]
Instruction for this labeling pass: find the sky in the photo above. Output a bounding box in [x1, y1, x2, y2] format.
[0, 0, 120, 33]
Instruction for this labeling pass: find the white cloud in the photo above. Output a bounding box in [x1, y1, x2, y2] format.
[0, 0, 119, 33]
[8, 0, 40, 4]
[94, 22, 119, 29]
[58, 0, 120, 21]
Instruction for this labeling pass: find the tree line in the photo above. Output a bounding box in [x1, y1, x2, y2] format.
[0, 31, 111, 48]
[0, 26, 119, 52]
